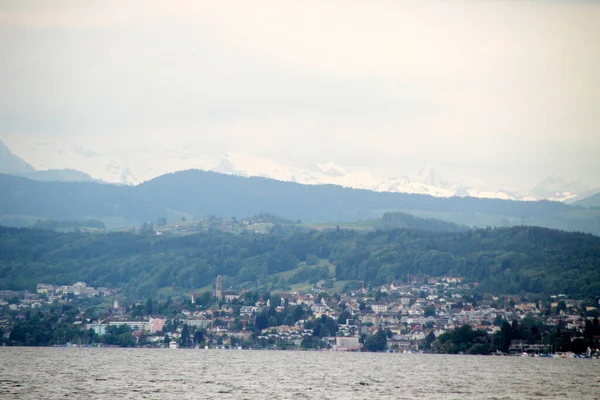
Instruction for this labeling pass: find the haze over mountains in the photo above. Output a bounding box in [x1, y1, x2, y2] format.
[0, 139, 95, 183]
[1, 167, 600, 236]
[1, 139, 597, 204]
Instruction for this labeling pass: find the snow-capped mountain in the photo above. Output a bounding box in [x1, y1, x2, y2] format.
[207, 155, 530, 200]
[372, 177, 456, 197]
[4, 138, 597, 202]
[528, 173, 597, 203]
[211, 154, 382, 190]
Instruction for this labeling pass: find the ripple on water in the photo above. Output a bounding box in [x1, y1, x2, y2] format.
[0, 349, 599, 399]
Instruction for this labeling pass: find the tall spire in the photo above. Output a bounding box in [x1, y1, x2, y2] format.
[215, 275, 222, 301]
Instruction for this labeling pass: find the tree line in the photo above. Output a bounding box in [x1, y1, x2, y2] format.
[0, 224, 599, 300]
[429, 316, 600, 355]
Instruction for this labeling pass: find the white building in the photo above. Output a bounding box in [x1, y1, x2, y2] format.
[334, 336, 360, 351]
[36, 284, 55, 294]
[371, 304, 388, 313]
[107, 321, 150, 331]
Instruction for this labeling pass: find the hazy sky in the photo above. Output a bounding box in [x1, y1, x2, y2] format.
[1, 0, 599, 190]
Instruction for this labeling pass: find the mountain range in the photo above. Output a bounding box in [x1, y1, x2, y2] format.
[0, 140, 96, 183]
[100, 152, 600, 203]
[1, 169, 599, 236]
[2, 139, 598, 203]
[574, 192, 600, 208]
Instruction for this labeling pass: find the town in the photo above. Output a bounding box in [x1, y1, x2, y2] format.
[1, 275, 599, 357]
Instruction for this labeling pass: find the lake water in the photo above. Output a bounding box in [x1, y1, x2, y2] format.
[0, 348, 599, 399]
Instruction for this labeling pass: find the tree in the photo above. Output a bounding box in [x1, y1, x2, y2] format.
[301, 336, 325, 349]
[583, 319, 594, 340]
[194, 292, 212, 307]
[194, 329, 205, 345]
[318, 324, 330, 338]
[571, 338, 587, 354]
[424, 330, 436, 350]
[145, 298, 153, 315]
[337, 310, 351, 325]
[180, 324, 190, 347]
[156, 217, 167, 226]
[493, 315, 504, 327]
[423, 305, 436, 317]
[312, 315, 338, 337]
[282, 315, 295, 326]
[364, 329, 387, 352]
[255, 313, 269, 331]
[2, 223, 600, 302]
[292, 305, 306, 323]
[499, 321, 512, 353]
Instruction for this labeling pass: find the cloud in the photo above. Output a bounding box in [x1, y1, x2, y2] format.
[0, 1, 599, 190]
[73, 146, 103, 158]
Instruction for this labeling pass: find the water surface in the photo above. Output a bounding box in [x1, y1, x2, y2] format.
[1, 348, 598, 399]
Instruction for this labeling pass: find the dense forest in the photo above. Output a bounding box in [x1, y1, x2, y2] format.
[376, 212, 467, 232]
[1, 170, 599, 234]
[1, 224, 599, 300]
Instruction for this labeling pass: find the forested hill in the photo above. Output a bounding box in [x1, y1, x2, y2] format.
[1, 170, 600, 235]
[574, 192, 600, 208]
[377, 212, 468, 232]
[1, 225, 598, 300]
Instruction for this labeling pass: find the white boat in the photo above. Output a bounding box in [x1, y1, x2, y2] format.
[169, 340, 178, 349]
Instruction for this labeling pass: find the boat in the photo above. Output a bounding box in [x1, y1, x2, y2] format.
[169, 340, 178, 349]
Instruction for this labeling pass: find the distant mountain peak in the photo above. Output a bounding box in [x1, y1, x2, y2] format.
[0, 139, 97, 183]
[24, 169, 96, 182]
[529, 173, 597, 203]
[415, 165, 450, 187]
[213, 157, 238, 175]
[316, 161, 346, 178]
[0, 138, 36, 175]
[5, 139, 598, 203]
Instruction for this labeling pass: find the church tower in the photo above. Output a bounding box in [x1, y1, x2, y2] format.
[215, 275, 222, 301]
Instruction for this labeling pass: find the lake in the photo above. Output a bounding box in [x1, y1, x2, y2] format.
[0, 348, 599, 399]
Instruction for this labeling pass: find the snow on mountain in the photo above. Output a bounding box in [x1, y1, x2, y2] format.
[208, 156, 520, 200]
[211, 154, 381, 190]
[466, 190, 516, 201]
[371, 166, 465, 197]
[415, 165, 451, 187]
[212, 157, 242, 176]
[5, 139, 596, 202]
[528, 173, 599, 203]
[372, 177, 457, 197]
[316, 161, 347, 178]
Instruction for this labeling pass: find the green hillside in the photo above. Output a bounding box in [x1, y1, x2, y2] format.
[1, 225, 598, 300]
[304, 212, 467, 232]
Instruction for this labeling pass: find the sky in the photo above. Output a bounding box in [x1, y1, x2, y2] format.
[1, 0, 599, 192]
